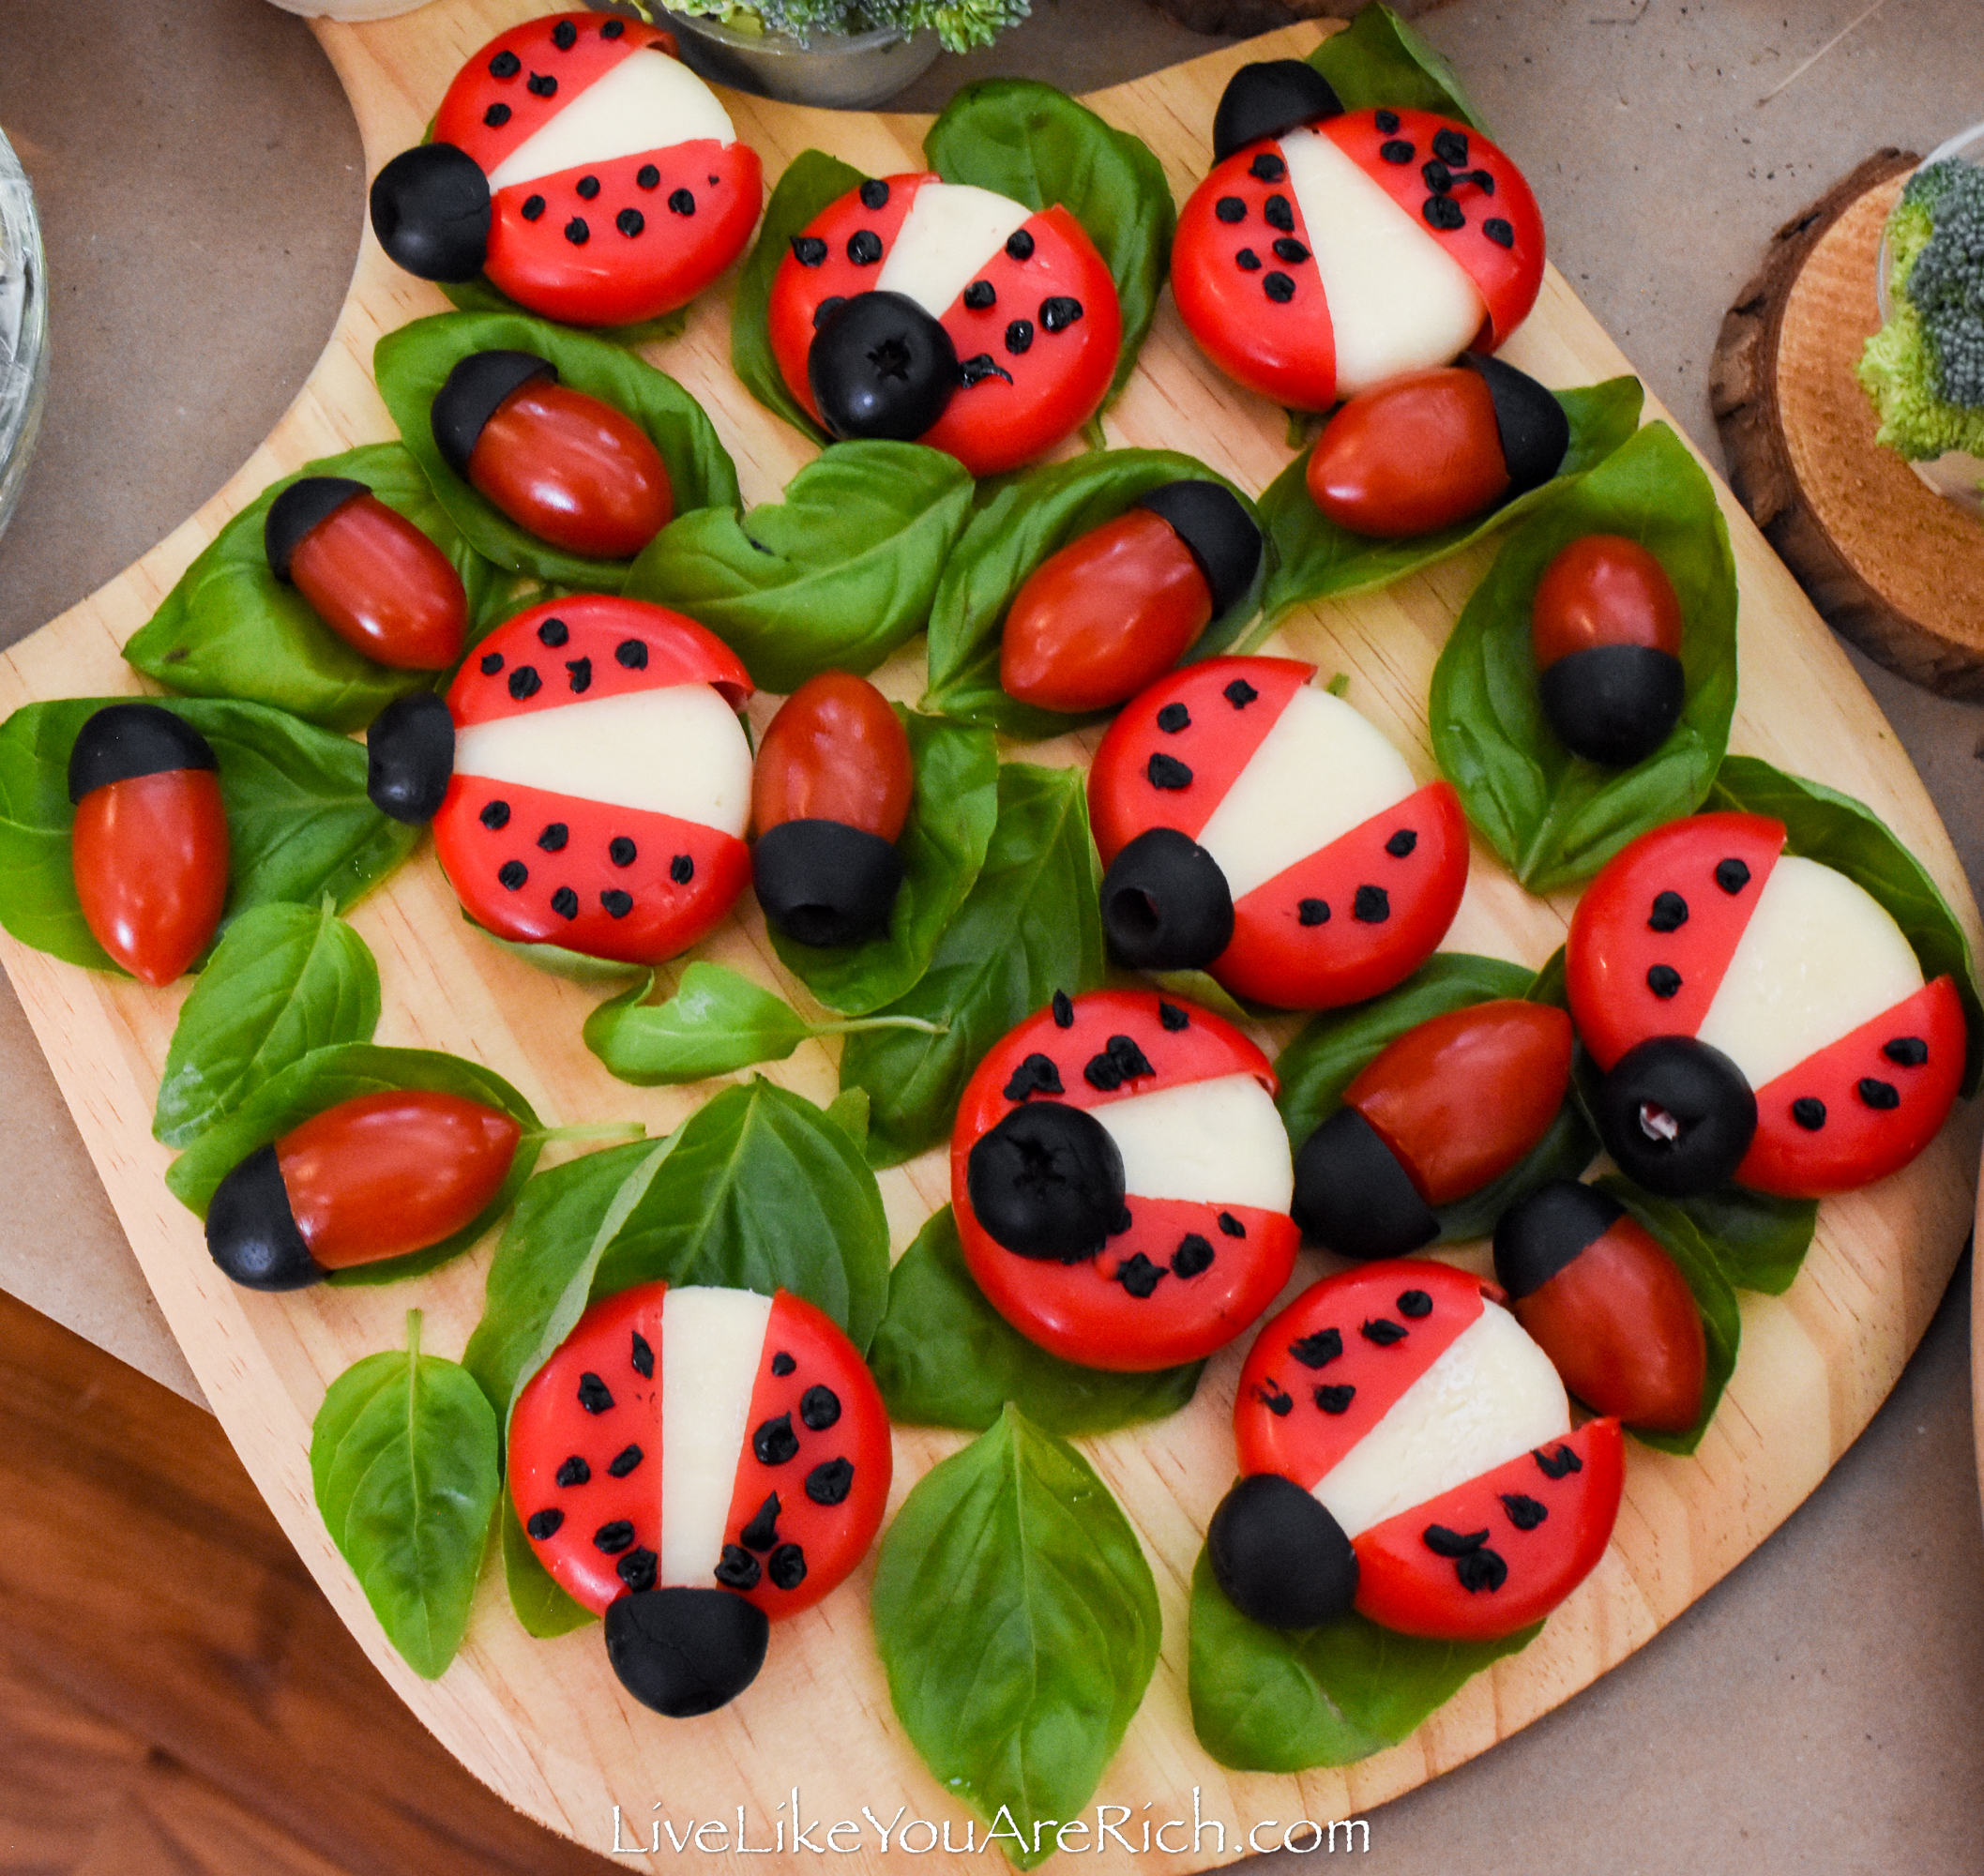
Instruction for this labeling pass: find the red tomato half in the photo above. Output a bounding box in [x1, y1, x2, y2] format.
[1531, 535, 1684, 671]
[752, 672, 912, 841]
[1305, 366, 1510, 538]
[288, 493, 467, 671]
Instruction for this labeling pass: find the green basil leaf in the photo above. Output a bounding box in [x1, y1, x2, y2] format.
[1429, 421, 1739, 893]
[0, 696, 419, 974]
[1308, 3, 1492, 131]
[500, 1494, 596, 1638]
[770, 711, 999, 1016]
[1188, 1546, 1537, 1771]
[373, 310, 739, 585]
[1667, 1181, 1816, 1296]
[870, 1205, 1202, 1433]
[590, 1079, 891, 1354]
[625, 442, 974, 692]
[871, 1405, 1159, 1867]
[437, 271, 689, 349]
[1707, 753, 1984, 1097]
[1259, 378, 1644, 625]
[121, 443, 495, 732]
[823, 1084, 871, 1150]
[585, 963, 815, 1085]
[154, 900, 381, 1147]
[731, 148, 866, 443]
[1595, 1175, 1742, 1456]
[925, 80, 1174, 406]
[310, 1312, 501, 1680]
[163, 1042, 541, 1286]
[840, 763, 1104, 1167]
[921, 449, 1268, 739]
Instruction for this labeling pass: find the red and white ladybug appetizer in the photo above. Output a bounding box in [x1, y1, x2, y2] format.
[952, 989, 1298, 1370]
[365, 596, 753, 967]
[1566, 810, 1966, 1198]
[1173, 60, 1544, 411]
[1208, 1260, 1623, 1641]
[369, 12, 763, 329]
[509, 1280, 890, 1716]
[1089, 658, 1468, 1010]
[766, 173, 1121, 477]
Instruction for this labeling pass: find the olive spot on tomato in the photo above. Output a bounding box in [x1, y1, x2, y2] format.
[1386, 828, 1418, 858]
[1147, 752, 1192, 790]
[1649, 890, 1689, 931]
[1361, 1317, 1406, 1345]
[616, 1548, 657, 1593]
[1715, 857, 1751, 893]
[753, 1414, 800, 1465]
[1380, 138, 1415, 164]
[608, 1444, 644, 1478]
[1084, 1033, 1155, 1091]
[1858, 1077, 1901, 1110]
[1534, 1443, 1582, 1478]
[740, 1493, 780, 1551]
[1484, 218, 1516, 249]
[1235, 248, 1263, 272]
[1298, 899, 1330, 926]
[1173, 1233, 1215, 1277]
[537, 617, 569, 647]
[768, 1543, 808, 1591]
[670, 853, 695, 885]
[1290, 1327, 1341, 1368]
[668, 189, 695, 218]
[552, 18, 578, 48]
[1159, 1000, 1189, 1031]
[1422, 159, 1454, 195]
[1003, 1052, 1065, 1101]
[1005, 319, 1034, 355]
[538, 823, 568, 852]
[522, 194, 545, 220]
[480, 799, 510, 830]
[1225, 677, 1259, 708]
[1252, 1379, 1293, 1415]
[1792, 1097, 1826, 1130]
[963, 280, 996, 310]
[709, 174, 720, 187]
[601, 15, 625, 34]
[1353, 885, 1389, 923]
[1432, 127, 1471, 166]
[631, 1331, 654, 1378]
[564, 216, 589, 244]
[1264, 272, 1295, 302]
[1216, 196, 1247, 223]
[637, 164, 659, 190]
[1647, 963, 1682, 999]
[1156, 703, 1190, 733]
[1884, 1036, 1930, 1067]
[1315, 1384, 1355, 1415]
[555, 1455, 590, 1488]
[847, 229, 884, 265]
[1041, 296, 1084, 332]
[1272, 237, 1310, 265]
[1052, 990, 1076, 1028]
[552, 886, 579, 919]
[1116, 1252, 1168, 1298]
[508, 664, 542, 700]
[1422, 1523, 1488, 1558]
[800, 1384, 841, 1431]
[1397, 1289, 1432, 1318]
[858, 178, 890, 210]
[1218, 1209, 1246, 1237]
[1456, 1548, 1508, 1593]
[604, 836, 637, 868]
[526, 1507, 564, 1539]
[1375, 109, 1401, 133]
[618, 208, 645, 237]
[771, 1351, 796, 1376]
[480, 651, 505, 677]
[577, 175, 601, 201]
[528, 71, 557, 96]
[1500, 1492, 1548, 1531]
[484, 102, 511, 128]
[594, 1520, 636, 1554]
[806, 1458, 854, 1505]
[490, 49, 521, 77]
[600, 889, 633, 918]
[959, 354, 1013, 388]
[1423, 195, 1466, 232]
[1264, 194, 1295, 233]
[791, 234, 828, 266]
[1249, 152, 1286, 182]
[566, 656, 592, 692]
[716, 1545, 761, 1590]
[1007, 228, 1035, 261]
[498, 859, 528, 890]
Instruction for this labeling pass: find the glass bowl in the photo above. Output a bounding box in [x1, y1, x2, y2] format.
[0, 123, 48, 549]
[659, 11, 939, 110]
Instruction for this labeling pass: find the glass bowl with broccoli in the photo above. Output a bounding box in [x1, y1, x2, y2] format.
[1861, 122, 1984, 518]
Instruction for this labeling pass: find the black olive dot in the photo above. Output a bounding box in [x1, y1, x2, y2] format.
[1649, 890, 1689, 932]
[1264, 195, 1295, 234]
[578, 1372, 613, 1414]
[1218, 1210, 1245, 1237]
[1422, 1524, 1486, 1557]
[1534, 1444, 1582, 1479]
[1172, 1233, 1215, 1278]
[753, 1414, 799, 1465]
[566, 656, 592, 693]
[527, 71, 557, 97]
[767, 1543, 808, 1591]
[1052, 990, 1075, 1028]
[1386, 828, 1418, 858]
[479, 799, 511, 830]
[1235, 247, 1263, 271]
[616, 1548, 657, 1593]
[555, 1455, 590, 1487]
[535, 616, 568, 647]
[799, 1384, 841, 1432]
[1432, 127, 1471, 166]
[1423, 195, 1466, 232]
[1484, 218, 1515, 249]
[607, 1444, 644, 1478]
[806, 1458, 854, 1505]
[962, 280, 996, 310]
[1264, 272, 1295, 303]
[1006, 228, 1035, 260]
[668, 189, 695, 217]
[615, 639, 648, 669]
[1253, 1381, 1293, 1415]
[521, 194, 545, 221]
[479, 650, 503, 674]
[1857, 1077, 1901, 1110]
[1716, 857, 1751, 893]
[1647, 964, 1682, 999]
[550, 886, 579, 919]
[525, 1506, 563, 1539]
[490, 49, 522, 78]
[1225, 679, 1259, 707]
[1298, 898, 1330, 927]
[484, 102, 512, 129]
[601, 17, 625, 37]
[617, 207, 644, 237]
[1398, 1289, 1433, 1319]
[1157, 702, 1190, 733]
[1380, 138, 1416, 164]
[1115, 1252, 1167, 1298]
[1040, 296, 1083, 332]
[1361, 1318, 1406, 1345]
[957, 353, 1012, 389]
[508, 665, 541, 700]
[1147, 752, 1192, 790]
[1216, 196, 1247, 223]
[768, 1354, 797, 1384]
[1422, 159, 1455, 195]
[537, 823, 568, 853]
[1003, 1053, 1065, 1101]
[859, 178, 890, 210]
[1290, 1328, 1341, 1368]
[1272, 237, 1310, 265]
[552, 19, 578, 49]
[498, 859, 527, 891]
[1792, 1097, 1826, 1130]
[564, 217, 589, 245]
[1315, 1384, 1355, 1415]
[1884, 1036, 1930, 1067]
[1353, 885, 1389, 923]
[847, 229, 884, 265]
[600, 890, 633, 919]
[791, 234, 828, 266]
[1159, 1001, 1189, 1031]
[670, 853, 694, 885]
[715, 1546, 761, 1591]
[1249, 152, 1286, 182]
[637, 163, 659, 190]
[1458, 1547, 1509, 1593]
[630, 1331, 653, 1377]
[598, 835, 634, 869]
[577, 174, 601, 200]
[812, 294, 850, 331]
[1500, 1492, 1548, 1531]
[1375, 109, 1401, 133]
[746, 1494, 789, 1551]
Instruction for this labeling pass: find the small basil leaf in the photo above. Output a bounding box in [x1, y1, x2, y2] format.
[1430, 420, 1739, 893]
[823, 1084, 871, 1151]
[770, 711, 1000, 1016]
[1188, 1546, 1537, 1771]
[0, 696, 419, 974]
[1595, 1175, 1742, 1456]
[1667, 1181, 1816, 1296]
[624, 442, 974, 693]
[731, 148, 866, 443]
[310, 1312, 500, 1680]
[437, 270, 689, 349]
[154, 900, 381, 1147]
[925, 80, 1174, 406]
[1259, 378, 1643, 625]
[500, 1494, 596, 1638]
[589, 1079, 891, 1354]
[870, 1205, 1203, 1433]
[374, 310, 739, 586]
[871, 1405, 1160, 1867]
[1308, 3, 1492, 131]
[921, 449, 1269, 740]
[584, 964, 815, 1085]
[1707, 753, 1984, 1097]
[840, 763, 1104, 1167]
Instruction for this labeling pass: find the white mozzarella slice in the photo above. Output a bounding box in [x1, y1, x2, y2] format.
[1311, 1302, 1568, 1540]
[1089, 1071, 1294, 1214]
[875, 181, 1032, 319]
[486, 48, 735, 193]
[1692, 855, 1924, 1092]
[453, 685, 752, 836]
[1192, 685, 1417, 904]
[659, 1286, 774, 1589]
[1279, 128, 1487, 397]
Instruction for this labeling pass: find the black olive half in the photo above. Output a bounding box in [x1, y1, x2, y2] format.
[1492, 1179, 1624, 1300]
[966, 1100, 1127, 1264]
[265, 477, 369, 583]
[1098, 826, 1235, 973]
[1207, 1472, 1358, 1630]
[1537, 645, 1687, 768]
[1291, 1105, 1440, 1261]
[603, 1585, 770, 1717]
[1133, 480, 1264, 618]
[808, 291, 959, 443]
[1459, 353, 1573, 497]
[1211, 60, 1344, 164]
[204, 1143, 323, 1291]
[753, 819, 904, 949]
[431, 350, 557, 480]
[1591, 1036, 1756, 1197]
[365, 689, 456, 825]
[369, 143, 492, 283]
[68, 702, 218, 804]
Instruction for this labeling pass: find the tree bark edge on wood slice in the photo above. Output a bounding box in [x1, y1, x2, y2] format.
[1143, 0, 1340, 37]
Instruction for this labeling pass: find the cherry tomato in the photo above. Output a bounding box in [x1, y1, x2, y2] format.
[752, 673, 912, 841]
[1532, 535, 1683, 668]
[1307, 367, 1508, 537]
[471, 379, 672, 558]
[68, 703, 229, 987]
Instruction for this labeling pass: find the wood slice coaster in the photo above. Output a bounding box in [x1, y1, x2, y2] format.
[1712, 149, 1984, 697]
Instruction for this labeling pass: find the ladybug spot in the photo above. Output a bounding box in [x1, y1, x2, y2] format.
[1422, 1523, 1489, 1558]
[527, 71, 557, 97]
[617, 208, 644, 237]
[1792, 1097, 1826, 1130]
[806, 1458, 855, 1505]
[1716, 857, 1751, 894]
[631, 1331, 653, 1378]
[1500, 1492, 1548, 1531]
[715, 1545, 761, 1590]
[522, 195, 545, 221]
[1484, 218, 1516, 249]
[1423, 196, 1466, 232]
[668, 189, 695, 218]
[1456, 1548, 1508, 1594]
[600, 889, 633, 919]
[537, 617, 569, 647]
[555, 1455, 590, 1488]
[607, 1444, 644, 1478]
[490, 50, 521, 78]
[1052, 990, 1075, 1028]
[959, 354, 1014, 388]
[601, 16, 625, 35]
[1857, 1077, 1901, 1111]
[1648, 890, 1689, 932]
[1884, 1036, 1930, 1067]
[1217, 1209, 1245, 1236]
[1224, 678, 1259, 708]
[579, 1371, 613, 1414]
[1353, 885, 1390, 923]
[791, 234, 828, 266]
[771, 1351, 796, 1376]
[566, 656, 592, 692]
[1264, 194, 1295, 233]
[753, 1413, 800, 1465]
[1115, 1252, 1168, 1298]
[1252, 1380, 1294, 1415]
[593, 1520, 635, 1554]
[1273, 237, 1310, 265]
[1314, 1384, 1355, 1415]
[537, 823, 568, 852]
[609, 836, 638, 868]
[480, 651, 505, 674]
[1147, 752, 1192, 790]
[1040, 296, 1083, 332]
[565, 217, 589, 245]
[1375, 110, 1401, 133]
[800, 1384, 842, 1431]
[577, 174, 601, 200]
[552, 19, 578, 49]
[1264, 273, 1296, 303]
[859, 178, 890, 210]
[480, 799, 511, 830]
[1003, 1052, 1065, 1101]
[1235, 248, 1263, 272]
[963, 280, 996, 310]
[1386, 828, 1418, 858]
[615, 638, 649, 670]
[740, 1493, 780, 1551]
[1289, 1328, 1342, 1368]
[616, 1548, 657, 1593]
[1005, 319, 1035, 355]
[1381, 138, 1416, 164]
[1422, 159, 1455, 195]
[1298, 899, 1330, 926]
[1084, 1034, 1155, 1091]
[1646, 964, 1682, 999]
[670, 853, 695, 885]
[768, 1543, 808, 1591]
[1157, 703, 1190, 733]
[484, 103, 511, 129]
[1533, 1443, 1583, 1478]
[1006, 229, 1035, 261]
[1216, 196, 1247, 223]
[508, 664, 541, 700]
[1432, 127, 1471, 166]
[551, 886, 579, 919]
[812, 295, 848, 330]
[1361, 1318, 1406, 1345]
[1397, 1289, 1432, 1318]
[637, 164, 659, 190]
[1172, 1233, 1215, 1278]
[847, 229, 884, 265]
[1249, 152, 1286, 182]
[497, 860, 528, 891]
[526, 1507, 564, 1539]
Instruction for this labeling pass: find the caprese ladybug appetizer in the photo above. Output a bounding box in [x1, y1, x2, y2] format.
[998, 481, 1263, 714]
[1304, 356, 1569, 539]
[1532, 534, 1687, 768]
[766, 172, 1121, 477]
[1209, 1259, 1623, 1642]
[68, 703, 230, 986]
[1494, 1181, 1706, 1435]
[1293, 999, 1574, 1260]
[369, 11, 763, 329]
[508, 1280, 890, 1717]
[204, 1090, 523, 1291]
[751, 673, 911, 949]
[1088, 658, 1468, 1009]
[1174, 60, 1545, 411]
[265, 477, 467, 672]
[1566, 810, 1967, 1197]
[365, 595, 754, 968]
[952, 989, 1298, 1370]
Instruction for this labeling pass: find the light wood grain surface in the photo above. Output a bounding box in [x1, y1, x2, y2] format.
[0, 6, 1977, 1868]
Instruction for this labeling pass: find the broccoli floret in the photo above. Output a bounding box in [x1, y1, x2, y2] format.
[1859, 158, 1984, 461]
[657, 0, 1031, 55]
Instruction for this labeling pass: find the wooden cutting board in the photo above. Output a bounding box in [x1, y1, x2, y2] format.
[3, 6, 1978, 1868]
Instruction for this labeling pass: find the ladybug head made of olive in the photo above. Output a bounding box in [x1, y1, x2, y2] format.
[1588, 1033, 1758, 1197]
[1209, 59, 1344, 164]
[808, 291, 962, 445]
